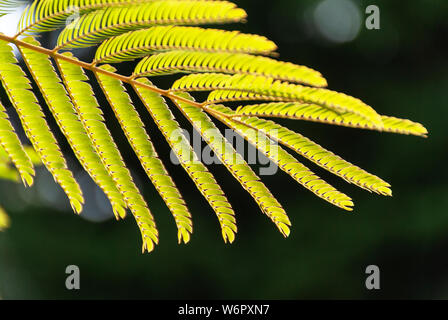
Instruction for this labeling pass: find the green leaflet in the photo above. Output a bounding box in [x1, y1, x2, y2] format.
[172, 73, 384, 128]
[17, 0, 153, 35]
[380, 116, 428, 137]
[55, 53, 158, 252]
[0, 204, 10, 231]
[234, 102, 428, 137]
[173, 92, 291, 237]
[234, 115, 392, 196]
[133, 50, 325, 87]
[133, 78, 237, 243]
[95, 26, 277, 64]
[56, 1, 247, 49]
[0, 98, 35, 186]
[20, 36, 127, 219]
[0, 38, 84, 213]
[208, 104, 354, 211]
[95, 64, 192, 244]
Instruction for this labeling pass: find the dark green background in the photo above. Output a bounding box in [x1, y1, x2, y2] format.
[0, 0, 447, 299]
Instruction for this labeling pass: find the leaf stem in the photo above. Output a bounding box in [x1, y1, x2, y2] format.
[0, 33, 206, 109]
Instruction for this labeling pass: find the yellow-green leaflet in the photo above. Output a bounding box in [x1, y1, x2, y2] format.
[20, 36, 127, 219]
[0, 204, 11, 231]
[234, 102, 428, 137]
[23, 145, 42, 165]
[172, 73, 383, 128]
[95, 64, 192, 244]
[55, 53, 158, 252]
[0, 39, 84, 213]
[208, 104, 354, 211]
[234, 115, 392, 196]
[56, 1, 248, 49]
[206, 90, 282, 105]
[17, 0, 155, 34]
[133, 50, 325, 87]
[134, 78, 237, 243]
[0, 98, 34, 186]
[95, 26, 277, 64]
[173, 92, 291, 237]
[380, 116, 428, 137]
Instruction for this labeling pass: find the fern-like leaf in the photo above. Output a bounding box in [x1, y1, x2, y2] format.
[172, 73, 383, 128]
[0, 99, 35, 186]
[95, 64, 192, 243]
[134, 78, 237, 243]
[133, 50, 325, 87]
[233, 115, 392, 196]
[55, 53, 158, 251]
[173, 91, 291, 237]
[0, 38, 84, 213]
[56, 1, 247, 50]
[208, 104, 354, 211]
[95, 26, 277, 64]
[19, 36, 127, 219]
[17, 0, 152, 35]
[0, 0, 428, 251]
[234, 102, 428, 137]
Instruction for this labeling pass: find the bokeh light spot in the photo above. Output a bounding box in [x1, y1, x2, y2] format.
[313, 0, 361, 43]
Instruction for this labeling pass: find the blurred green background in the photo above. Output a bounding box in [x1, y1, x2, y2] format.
[0, 0, 447, 299]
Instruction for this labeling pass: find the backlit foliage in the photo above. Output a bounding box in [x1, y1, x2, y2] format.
[0, 0, 427, 251]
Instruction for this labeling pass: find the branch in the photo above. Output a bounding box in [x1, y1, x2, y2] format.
[0, 33, 205, 109]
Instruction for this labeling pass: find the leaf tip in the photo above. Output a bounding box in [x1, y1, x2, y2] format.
[178, 228, 191, 244]
[71, 200, 83, 215]
[113, 205, 127, 220]
[222, 227, 236, 244]
[378, 186, 392, 197]
[278, 222, 291, 238]
[21, 173, 34, 187]
[142, 238, 156, 254]
[340, 200, 354, 212]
